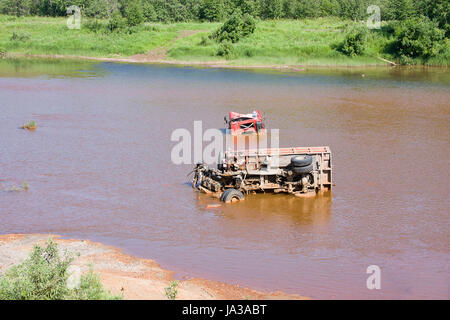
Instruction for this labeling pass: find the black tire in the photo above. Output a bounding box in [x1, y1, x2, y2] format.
[291, 155, 313, 167]
[292, 163, 313, 174]
[220, 188, 245, 203]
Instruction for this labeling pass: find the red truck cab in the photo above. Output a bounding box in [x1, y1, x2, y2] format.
[226, 110, 265, 135]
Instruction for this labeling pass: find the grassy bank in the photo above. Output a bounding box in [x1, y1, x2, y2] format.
[0, 15, 448, 67]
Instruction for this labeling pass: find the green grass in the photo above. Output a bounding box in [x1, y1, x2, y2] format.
[169, 18, 388, 66]
[0, 15, 448, 67]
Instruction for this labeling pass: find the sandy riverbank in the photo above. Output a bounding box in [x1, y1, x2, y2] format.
[0, 234, 308, 300]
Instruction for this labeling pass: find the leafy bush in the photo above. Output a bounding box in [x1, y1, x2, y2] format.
[211, 10, 256, 43]
[216, 40, 235, 59]
[338, 26, 368, 57]
[392, 17, 445, 62]
[84, 19, 105, 33]
[0, 239, 121, 300]
[241, 14, 256, 36]
[107, 11, 127, 32]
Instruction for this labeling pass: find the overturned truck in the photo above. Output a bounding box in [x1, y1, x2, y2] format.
[192, 146, 332, 202]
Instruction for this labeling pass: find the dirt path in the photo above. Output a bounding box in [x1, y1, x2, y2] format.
[129, 30, 207, 62]
[0, 234, 308, 300]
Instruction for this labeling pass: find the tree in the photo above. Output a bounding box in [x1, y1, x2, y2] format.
[261, 0, 282, 19]
[199, 0, 225, 21]
[295, 0, 321, 18]
[236, 0, 259, 17]
[339, 0, 367, 20]
[123, 0, 144, 26]
[393, 17, 445, 61]
[387, 0, 415, 21]
[142, 0, 157, 21]
[420, 0, 449, 36]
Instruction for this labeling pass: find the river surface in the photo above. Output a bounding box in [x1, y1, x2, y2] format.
[0, 59, 449, 299]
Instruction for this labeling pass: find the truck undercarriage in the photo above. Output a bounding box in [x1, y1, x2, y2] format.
[193, 147, 332, 202]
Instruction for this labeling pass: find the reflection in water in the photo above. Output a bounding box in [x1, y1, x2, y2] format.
[0, 59, 449, 299]
[195, 191, 332, 228]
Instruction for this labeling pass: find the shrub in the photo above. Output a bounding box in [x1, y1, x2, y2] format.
[107, 11, 127, 32]
[392, 17, 445, 62]
[241, 14, 256, 37]
[338, 26, 368, 57]
[85, 19, 105, 33]
[0, 239, 121, 300]
[216, 40, 235, 59]
[211, 10, 256, 43]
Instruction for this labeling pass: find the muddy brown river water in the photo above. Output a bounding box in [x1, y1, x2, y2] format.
[0, 59, 449, 299]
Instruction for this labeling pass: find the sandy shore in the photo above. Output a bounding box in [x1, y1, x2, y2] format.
[0, 234, 308, 300]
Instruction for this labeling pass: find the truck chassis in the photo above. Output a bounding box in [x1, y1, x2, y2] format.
[193, 146, 332, 202]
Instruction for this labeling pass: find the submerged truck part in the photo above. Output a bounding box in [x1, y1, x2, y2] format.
[192, 146, 332, 202]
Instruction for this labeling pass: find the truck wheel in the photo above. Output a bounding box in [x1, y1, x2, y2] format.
[291, 155, 312, 167]
[220, 188, 245, 203]
[292, 163, 313, 174]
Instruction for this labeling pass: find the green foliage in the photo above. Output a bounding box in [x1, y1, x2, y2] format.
[84, 0, 120, 18]
[107, 11, 126, 32]
[22, 120, 36, 128]
[0, 0, 447, 32]
[338, 25, 368, 56]
[164, 280, 178, 300]
[261, 0, 282, 19]
[70, 268, 121, 300]
[0, 239, 72, 300]
[392, 17, 445, 62]
[0, 239, 121, 300]
[123, 0, 144, 27]
[200, 0, 224, 22]
[386, 0, 415, 21]
[211, 10, 256, 43]
[85, 19, 105, 33]
[216, 39, 235, 58]
[419, 0, 450, 37]
[142, 0, 157, 22]
[295, 0, 322, 18]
